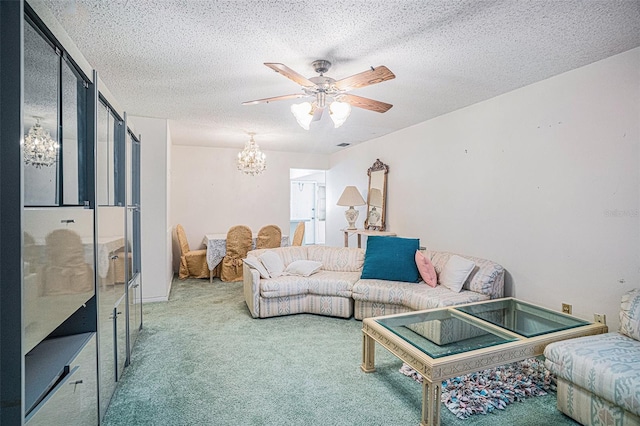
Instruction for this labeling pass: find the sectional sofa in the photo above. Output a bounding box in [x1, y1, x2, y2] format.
[242, 245, 505, 320]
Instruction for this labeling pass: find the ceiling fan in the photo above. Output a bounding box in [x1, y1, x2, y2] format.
[242, 60, 395, 129]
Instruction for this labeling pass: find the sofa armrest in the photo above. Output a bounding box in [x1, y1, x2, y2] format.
[620, 288, 640, 340]
[242, 263, 261, 318]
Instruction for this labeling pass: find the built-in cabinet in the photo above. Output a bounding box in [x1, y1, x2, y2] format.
[96, 100, 127, 418]
[93, 91, 144, 421]
[23, 208, 98, 426]
[125, 125, 143, 352]
[0, 3, 142, 424]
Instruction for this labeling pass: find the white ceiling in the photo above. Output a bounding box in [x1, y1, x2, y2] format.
[41, 0, 640, 154]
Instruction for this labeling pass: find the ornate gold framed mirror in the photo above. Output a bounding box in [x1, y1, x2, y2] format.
[364, 159, 389, 231]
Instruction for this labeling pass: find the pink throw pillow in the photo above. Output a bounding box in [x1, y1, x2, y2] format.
[415, 250, 437, 287]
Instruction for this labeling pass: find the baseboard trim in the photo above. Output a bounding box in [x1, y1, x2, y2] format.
[142, 295, 169, 303]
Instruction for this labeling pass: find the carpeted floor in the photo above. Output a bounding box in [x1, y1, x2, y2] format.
[102, 277, 580, 426]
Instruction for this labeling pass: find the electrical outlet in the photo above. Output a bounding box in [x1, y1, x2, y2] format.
[562, 303, 572, 314]
[594, 313, 607, 325]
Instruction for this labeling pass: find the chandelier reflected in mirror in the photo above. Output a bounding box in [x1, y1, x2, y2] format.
[24, 118, 59, 168]
[237, 133, 266, 176]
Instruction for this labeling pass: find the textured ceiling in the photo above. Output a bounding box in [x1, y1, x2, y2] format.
[40, 0, 640, 154]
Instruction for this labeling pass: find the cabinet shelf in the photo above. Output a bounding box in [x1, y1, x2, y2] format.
[25, 332, 94, 416]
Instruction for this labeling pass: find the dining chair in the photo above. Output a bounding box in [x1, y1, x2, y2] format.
[292, 221, 305, 246]
[256, 224, 282, 249]
[23, 231, 40, 274]
[41, 229, 94, 296]
[220, 225, 252, 282]
[176, 224, 209, 280]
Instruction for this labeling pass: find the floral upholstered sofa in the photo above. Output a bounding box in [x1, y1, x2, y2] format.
[243, 246, 364, 319]
[352, 250, 504, 320]
[544, 289, 640, 426]
[242, 246, 505, 321]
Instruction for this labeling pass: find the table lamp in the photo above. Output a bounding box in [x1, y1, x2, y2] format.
[337, 186, 365, 230]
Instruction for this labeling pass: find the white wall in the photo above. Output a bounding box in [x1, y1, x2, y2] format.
[171, 145, 329, 269]
[132, 116, 173, 302]
[328, 47, 640, 332]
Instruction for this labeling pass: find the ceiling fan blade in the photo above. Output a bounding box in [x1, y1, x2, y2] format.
[333, 66, 395, 91]
[242, 93, 306, 105]
[264, 63, 316, 88]
[311, 105, 324, 122]
[339, 94, 393, 113]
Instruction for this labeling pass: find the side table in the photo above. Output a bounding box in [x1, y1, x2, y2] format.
[342, 228, 396, 248]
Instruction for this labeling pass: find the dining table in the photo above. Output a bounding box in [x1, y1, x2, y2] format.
[202, 233, 289, 282]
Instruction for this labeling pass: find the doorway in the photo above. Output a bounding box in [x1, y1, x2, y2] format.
[290, 169, 326, 245]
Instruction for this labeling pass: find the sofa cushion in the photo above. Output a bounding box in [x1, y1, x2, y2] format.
[620, 288, 640, 341]
[260, 276, 309, 298]
[415, 250, 437, 287]
[284, 260, 322, 277]
[306, 271, 361, 297]
[260, 271, 360, 299]
[361, 236, 420, 283]
[249, 246, 308, 267]
[439, 255, 475, 292]
[544, 332, 640, 416]
[259, 250, 286, 278]
[429, 251, 504, 299]
[307, 246, 364, 272]
[244, 255, 269, 279]
[352, 279, 490, 311]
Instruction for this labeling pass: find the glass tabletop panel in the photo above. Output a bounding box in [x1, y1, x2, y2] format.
[375, 310, 518, 359]
[456, 299, 590, 338]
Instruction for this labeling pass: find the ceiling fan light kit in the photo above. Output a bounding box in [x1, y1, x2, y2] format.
[328, 101, 351, 128]
[244, 59, 395, 130]
[290, 102, 314, 130]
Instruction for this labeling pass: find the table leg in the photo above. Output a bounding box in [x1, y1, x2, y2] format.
[209, 268, 213, 284]
[361, 333, 376, 373]
[344, 231, 349, 247]
[421, 380, 441, 426]
[357, 234, 362, 248]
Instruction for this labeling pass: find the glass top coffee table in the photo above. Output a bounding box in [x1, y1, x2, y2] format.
[361, 298, 608, 426]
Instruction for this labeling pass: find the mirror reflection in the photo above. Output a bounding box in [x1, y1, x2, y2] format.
[23, 208, 95, 353]
[23, 19, 88, 207]
[24, 21, 59, 206]
[365, 159, 389, 231]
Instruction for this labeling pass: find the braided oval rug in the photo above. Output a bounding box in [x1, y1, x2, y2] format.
[399, 358, 555, 419]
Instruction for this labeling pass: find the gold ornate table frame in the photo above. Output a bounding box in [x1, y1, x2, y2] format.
[361, 298, 608, 426]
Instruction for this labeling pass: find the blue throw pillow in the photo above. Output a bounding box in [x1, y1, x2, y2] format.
[361, 236, 420, 283]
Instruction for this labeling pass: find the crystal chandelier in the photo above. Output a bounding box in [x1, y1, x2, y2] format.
[237, 133, 266, 176]
[24, 118, 59, 168]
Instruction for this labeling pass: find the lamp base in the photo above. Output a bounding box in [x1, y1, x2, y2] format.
[344, 206, 359, 230]
[368, 207, 381, 226]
